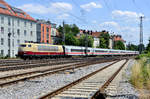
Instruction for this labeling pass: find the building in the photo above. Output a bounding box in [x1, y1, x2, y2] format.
[91, 31, 101, 48]
[36, 19, 52, 44]
[36, 19, 59, 44]
[91, 30, 109, 48]
[0, 0, 36, 57]
[51, 23, 60, 44]
[111, 35, 126, 49]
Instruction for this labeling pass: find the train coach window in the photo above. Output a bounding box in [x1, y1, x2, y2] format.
[19, 44, 26, 47]
[95, 50, 107, 52]
[28, 45, 31, 47]
[38, 45, 58, 51]
[71, 49, 84, 52]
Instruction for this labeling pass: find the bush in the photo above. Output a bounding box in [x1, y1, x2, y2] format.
[135, 54, 148, 60]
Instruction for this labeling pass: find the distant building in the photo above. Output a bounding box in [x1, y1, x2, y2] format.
[36, 19, 59, 44]
[36, 19, 52, 44]
[111, 35, 126, 49]
[51, 23, 60, 44]
[0, 0, 36, 57]
[91, 30, 109, 48]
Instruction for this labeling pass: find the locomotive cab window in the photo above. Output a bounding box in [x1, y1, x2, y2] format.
[28, 45, 31, 47]
[19, 44, 26, 47]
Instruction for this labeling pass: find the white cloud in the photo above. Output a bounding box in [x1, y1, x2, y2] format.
[80, 2, 102, 12]
[18, 2, 72, 14]
[51, 2, 72, 12]
[112, 10, 144, 22]
[100, 21, 119, 28]
[57, 13, 69, 19]
[92, 20, 97, 24]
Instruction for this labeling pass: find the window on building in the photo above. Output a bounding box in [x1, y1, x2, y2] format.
[0, 50, 4, 56]
[12, 28, 15, 37]
[17, 29, 20, 36]
[17, 39, 20, 45]
[8, 17, 11, 26]
[1, 27, 4, 34]
[9, 10, 13, 14]
[47, 33, 49, 40]
[12, 39, 14, 47]
[1, 38, 4, 45]
[12, 50, 14, 57]
[30, 22, 32, 28]
[17, 19, 20, 26]
[8, 28, 11, 33]
[8, 38, 10, 47]
[42, 26, 44, 32]
[47, 28, 49, 33]
[1, 17, 4, 24]
[24, 21, 26, 27]
[12, 18, 14, 26]
[30, 31, 33, 36]
[24, 30, 26, 36]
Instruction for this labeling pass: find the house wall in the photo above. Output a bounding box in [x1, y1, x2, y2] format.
[0, 14, 36, 57]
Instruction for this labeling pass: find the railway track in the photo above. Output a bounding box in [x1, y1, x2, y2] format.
[0, 58, 115, 87]
[0, 58, 81, 67]
[0, 57, 119, 71]
[0, 60, 81, 71]
[38, 59, 128, 99]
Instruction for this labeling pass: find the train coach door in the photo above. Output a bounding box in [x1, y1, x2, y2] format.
[62, 46, 65, 57]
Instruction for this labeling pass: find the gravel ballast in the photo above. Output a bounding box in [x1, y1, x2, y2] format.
[0, 61, 113, 99]
[106, 59, 139, 99]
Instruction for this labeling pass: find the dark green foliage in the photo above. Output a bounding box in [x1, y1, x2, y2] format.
[57, 24, 80, 45]
[79, 34, 94, 47]
[127, 44, 138, 51]
[71, 24, 80, 36]
[114, 41, 125, 50]
[99, 32, 110, 48]
[99, 38, 107, 48]
[57, 25, 63, 37]
[65, 33, 79, 46]
[57, 24, 80, 37]
[146, 39, 150, 52]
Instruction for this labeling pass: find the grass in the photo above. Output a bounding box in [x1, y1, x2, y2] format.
[130, 56, 150, 98]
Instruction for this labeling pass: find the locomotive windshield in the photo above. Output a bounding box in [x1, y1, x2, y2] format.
[19, 44, 26, 47]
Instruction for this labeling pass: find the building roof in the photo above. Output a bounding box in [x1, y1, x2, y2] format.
[91, 32, 101, 38]
[113, 35, 125, 42]
[0, 0, 35, 21]
[91, 31, 108, 38]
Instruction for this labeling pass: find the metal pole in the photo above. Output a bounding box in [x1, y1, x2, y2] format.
[85, 30, 88, 56]
[8, 33, 11, 57]
[63, 21, 65, 45]
[139, 16, 144, 54]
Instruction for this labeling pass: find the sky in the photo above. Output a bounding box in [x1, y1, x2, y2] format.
[5, 0, 150, 46]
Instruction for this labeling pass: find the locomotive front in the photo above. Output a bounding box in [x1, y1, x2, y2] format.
[17, 43, 34, 58]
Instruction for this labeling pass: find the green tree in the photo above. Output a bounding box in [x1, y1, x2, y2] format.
[65, 33, 79, 46]
[64, 24, 72, 34]
[79, 34, 93, 47]
[71, 24, 80, 36]
[146, 39, 150, 52]
[99, 38, 107, 48]
[127, 44, 138, 51]
[114, 41, 125, 50]
[57, 24, 80, 44]
[99, 32, 110, 48]
[57, 25, 63, 37]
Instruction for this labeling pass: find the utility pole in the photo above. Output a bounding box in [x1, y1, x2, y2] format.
[139, 16, 144, 54]
[85, 30, 88, 56]
[62, 20, 65, 45]
[8, 33, 11, 57]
